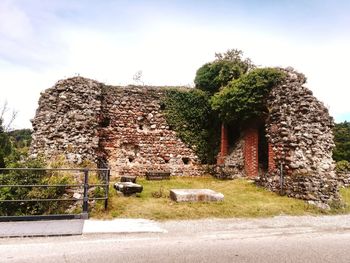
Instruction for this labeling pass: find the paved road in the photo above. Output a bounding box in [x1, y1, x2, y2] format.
[1, 215, 350, 263]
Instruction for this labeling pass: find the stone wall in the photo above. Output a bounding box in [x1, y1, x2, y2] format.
[257, 68, 339, 203]
[98, 85, 203, 177]
[30, 77, 102, 164]
[217, 137, 245, 179]
[30, 77, 204, 177]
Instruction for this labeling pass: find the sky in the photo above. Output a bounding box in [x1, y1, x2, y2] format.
[1, 0, 350, 129]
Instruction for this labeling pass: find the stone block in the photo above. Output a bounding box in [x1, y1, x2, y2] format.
[145, 171, 170, 180]
[120, 176, 137, 183]
[114, 182, 143, 196]
[169, 189, 224, 202]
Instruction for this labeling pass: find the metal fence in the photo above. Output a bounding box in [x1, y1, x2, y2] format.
[0, 167, 110, 221]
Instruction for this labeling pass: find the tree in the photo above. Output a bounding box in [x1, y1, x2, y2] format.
[333, 121, 350, 162]
[0, 119, 11, 168]
[0, 102, 17, 168]
[194, 49, 255, 95]
[8, 129, 32, 149]
[133, 70, 144, 86]
[0, 101, 17, 132]
[211, 68, 285, 124]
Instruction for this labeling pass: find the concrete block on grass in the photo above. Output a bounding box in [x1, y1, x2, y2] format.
[114, 182, 143, 196]
[170, 189, 224, 202]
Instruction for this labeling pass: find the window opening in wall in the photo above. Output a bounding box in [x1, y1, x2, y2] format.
[139, 124, 144, 130]
[128, 157, 135, 163]
[182, 157, 190, 165]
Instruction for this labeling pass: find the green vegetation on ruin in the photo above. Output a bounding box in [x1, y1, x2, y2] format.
[162, 49, 285, 163]
[211, 68, 285, 124]
[162, 89, 220, 164]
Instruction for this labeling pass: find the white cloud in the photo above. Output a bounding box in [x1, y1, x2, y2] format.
[0, 0, 33, 40]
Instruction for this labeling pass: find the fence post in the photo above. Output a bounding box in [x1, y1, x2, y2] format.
[104, 168, 110, 210]
[82, 168, 89, 219]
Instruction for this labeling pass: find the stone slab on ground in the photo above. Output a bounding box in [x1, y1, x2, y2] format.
[0, 219, 84, 237]
[120, 176, 137, 183]
[114, 182, 143, 196]
[170, 189, 224, 202]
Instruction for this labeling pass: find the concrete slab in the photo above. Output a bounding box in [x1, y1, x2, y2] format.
[83, 219, 167, 234]
[170, 189, 224, 202]
[0, 219, 84, 237]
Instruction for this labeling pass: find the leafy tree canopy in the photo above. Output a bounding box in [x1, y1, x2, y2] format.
[8, 129, 32, 149]
[194, 49, 255, 95]
[163, 49, 286, 164]
[333, 121, 350, 162]
[211, 68, 285, 124]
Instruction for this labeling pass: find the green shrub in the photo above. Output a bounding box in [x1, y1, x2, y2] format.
[8, 129, 32, 149]
[336, 160, 350, 173]
[194, 49, 254, 95]
[0, 158, 75, 216]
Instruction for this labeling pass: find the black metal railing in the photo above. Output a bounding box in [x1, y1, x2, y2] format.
[0, 167, 110, 221]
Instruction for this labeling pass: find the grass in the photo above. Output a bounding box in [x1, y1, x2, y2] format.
[340, 187, 350, 209]
[90, 176, 350, 220]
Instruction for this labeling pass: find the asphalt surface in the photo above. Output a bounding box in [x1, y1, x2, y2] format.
[1, 215, 350, 262]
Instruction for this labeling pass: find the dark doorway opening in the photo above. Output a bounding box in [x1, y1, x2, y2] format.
[258, 124, 269, 172]
[227, 124, 240, 150]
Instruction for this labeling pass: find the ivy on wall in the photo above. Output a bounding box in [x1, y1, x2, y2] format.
[162, 89, 220, 164]
[162, 51, 286, 165]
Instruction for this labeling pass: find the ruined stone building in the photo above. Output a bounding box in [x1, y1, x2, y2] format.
[30, 68, 339, 204]
[216, 68, 338, 204]
[30, 78, 204, 177]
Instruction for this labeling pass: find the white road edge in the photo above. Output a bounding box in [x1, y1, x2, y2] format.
[82, 219, 167, 234]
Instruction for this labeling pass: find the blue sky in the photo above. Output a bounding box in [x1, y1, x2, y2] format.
[1, 0, 350, 128]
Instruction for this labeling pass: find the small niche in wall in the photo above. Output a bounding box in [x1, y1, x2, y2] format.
[128, 156, 135, 163]
[159, 102, 166, 110]
[100, 117, 110, 127]
[182, 157, 190, 165]
[163, 156, 170, 163]
[137, 122, 150, 132]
